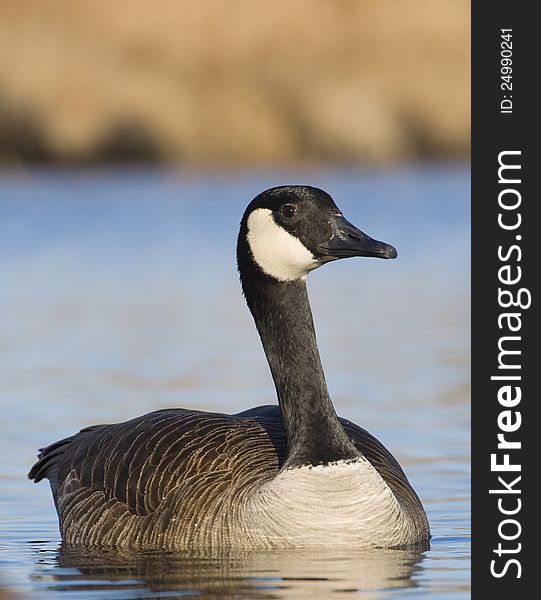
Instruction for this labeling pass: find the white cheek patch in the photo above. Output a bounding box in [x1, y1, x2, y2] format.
[247, 208, 319, 281]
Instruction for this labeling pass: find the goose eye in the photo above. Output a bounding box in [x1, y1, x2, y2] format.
[281, 204, 297, 219]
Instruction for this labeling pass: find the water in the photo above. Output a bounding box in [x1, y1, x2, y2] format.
[0, 166, 470, 598]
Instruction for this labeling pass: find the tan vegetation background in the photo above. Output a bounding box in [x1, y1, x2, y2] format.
[0, 0, 470, 167]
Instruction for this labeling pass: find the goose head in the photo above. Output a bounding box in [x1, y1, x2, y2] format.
[237, 185, 397, 283]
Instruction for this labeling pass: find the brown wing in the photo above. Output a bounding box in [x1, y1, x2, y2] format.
[29, 407, 287, 545]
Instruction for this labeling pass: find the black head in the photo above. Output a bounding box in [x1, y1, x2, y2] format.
[237, 185, 397, 283]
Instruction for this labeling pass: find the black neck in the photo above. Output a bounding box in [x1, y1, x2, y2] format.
[240, 268, 360, 468]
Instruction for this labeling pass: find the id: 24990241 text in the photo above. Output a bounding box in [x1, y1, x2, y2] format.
[500, 29, 513, 114]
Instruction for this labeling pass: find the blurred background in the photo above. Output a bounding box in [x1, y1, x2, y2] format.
[0, 0, 469, 168]
[0, 2, 470, 599]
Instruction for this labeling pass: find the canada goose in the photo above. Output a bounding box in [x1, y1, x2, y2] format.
[29, 185, 430, 549]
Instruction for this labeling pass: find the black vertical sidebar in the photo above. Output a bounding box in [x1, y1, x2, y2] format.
[472, 2, 537, 597]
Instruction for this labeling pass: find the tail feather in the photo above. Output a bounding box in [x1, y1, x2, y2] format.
[28, 425, 104, 483]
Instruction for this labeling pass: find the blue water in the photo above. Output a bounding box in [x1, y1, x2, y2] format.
[0, 165, 470, 598]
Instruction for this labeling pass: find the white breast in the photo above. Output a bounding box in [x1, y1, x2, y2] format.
[233, 458, 418, 548]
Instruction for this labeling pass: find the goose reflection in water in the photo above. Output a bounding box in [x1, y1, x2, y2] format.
[42, 546, 425, 599]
